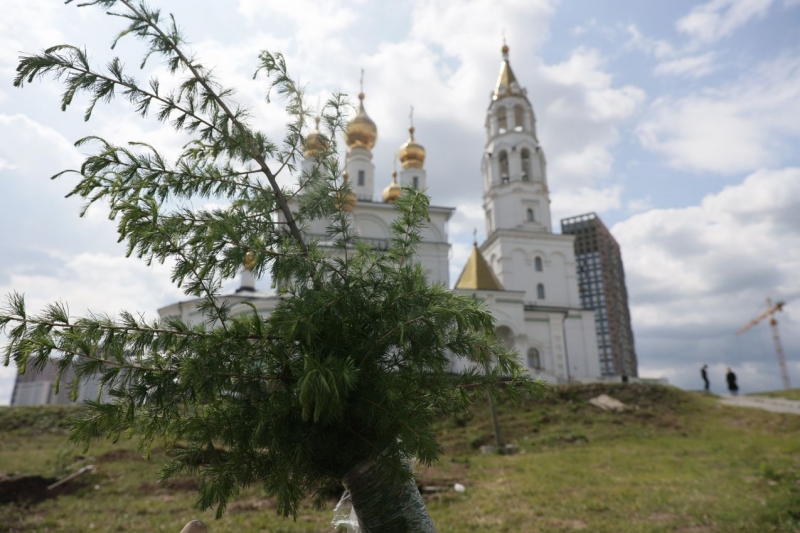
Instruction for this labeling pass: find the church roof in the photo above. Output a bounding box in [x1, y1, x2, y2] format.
[455, 244, 504, 291]
[493, 43, 525, 101]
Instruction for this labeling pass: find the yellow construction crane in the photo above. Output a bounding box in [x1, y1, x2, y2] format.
[736, 298, 791, 390]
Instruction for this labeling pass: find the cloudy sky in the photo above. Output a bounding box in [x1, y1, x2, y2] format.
[2, 0, 799, 401]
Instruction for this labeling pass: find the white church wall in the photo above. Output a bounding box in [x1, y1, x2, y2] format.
[564, 312, 600, 379]
[482, 234, 580, 308]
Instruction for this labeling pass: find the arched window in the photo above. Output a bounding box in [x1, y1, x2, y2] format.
[537, 283, 545, 299]
[527, 208, 534, 222]
[497, 106, 508, 133]
[527, 348, 541, 370]
[521, 148, 531, 181]
[514, 105, 525, 131]
[358, 170, 365, 186]
[496, 326, 515, 350]
[499, 151, 509, 183]
[535, 256, 543, 271]
[413, 176, 419, 190]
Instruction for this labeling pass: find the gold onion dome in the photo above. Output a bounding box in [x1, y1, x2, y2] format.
[398, 126, 425, 169]
[345, 92, 377, 150]
[337, 171, 358, 212]
[303, 116, 329, 158]
[244, 250, 257, 271]
[383, 170, 402, 203]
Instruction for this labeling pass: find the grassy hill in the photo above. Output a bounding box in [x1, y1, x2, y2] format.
[1, 384, 799, 533]
[751, 388, 800, 402]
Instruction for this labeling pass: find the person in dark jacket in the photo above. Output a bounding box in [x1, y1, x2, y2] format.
[701, 364, 709, 392]
[726, 368, 739, 396]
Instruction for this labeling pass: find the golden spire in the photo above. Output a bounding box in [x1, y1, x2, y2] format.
[493, 39, 521, 101]
[345, 69, 378, 150]
[382, 156, 402, 203]
[454, 238, 504, 291]
[398, 106, 425, 170]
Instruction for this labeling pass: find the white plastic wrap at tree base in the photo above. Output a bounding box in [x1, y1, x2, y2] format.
[331, 457, 436, 532]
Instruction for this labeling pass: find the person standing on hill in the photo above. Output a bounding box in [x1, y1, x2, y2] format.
[701, 364, 710, 392]
[726, 368, 739, 396]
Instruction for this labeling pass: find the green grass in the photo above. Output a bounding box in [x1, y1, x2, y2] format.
[752, 388, 800, 401]
[2, 384, 799, 532]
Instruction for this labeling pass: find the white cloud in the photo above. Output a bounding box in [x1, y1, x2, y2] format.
[637, 54, 800, 174]
[538, 48, 645, 186]
[676, 0, 774, 44]
[550, 144, 615, 181]
[623, 24, 675, 59]
[238, 0, 359, 40]
[0, 114, 81, 170]
[626, 195, 653, 214]
[613, 167, 800, 391]
[1, 252, 183, 320]
[0, 0, 64, 74]
[449, 202, 486, 237]
[654, 52, 716, 78]
[550, 186, 622, 225]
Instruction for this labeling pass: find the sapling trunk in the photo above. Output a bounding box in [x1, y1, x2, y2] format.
[343, 458, 436, 533]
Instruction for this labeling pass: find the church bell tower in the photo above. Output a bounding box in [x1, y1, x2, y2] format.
[482, 43, 551, 237]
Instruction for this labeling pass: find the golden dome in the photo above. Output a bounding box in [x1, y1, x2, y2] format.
[244, 250, 256, 271]
[398, 126, 425, 169]
[336, 170, 358, 212]
[303, 116, 329, 158]
[345, 93, 377, 150]
[382, 170, 402, 203]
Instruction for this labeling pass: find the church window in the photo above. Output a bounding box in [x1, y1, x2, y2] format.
[487, 210, 493, 232]
[535, 256, 543, 271]
[499, 151, 509, 182]
[537, 283, 546, 299]
[497, 106, 508, 133]
[413, 176, 419, 189]
[527, 209, 534, 222]
[527, 348, 541, 369]
[521, 148, 531, 181]
[496, 326, 515, 350]
[357, 170, 365, 186]
[514, 105, 525, 131]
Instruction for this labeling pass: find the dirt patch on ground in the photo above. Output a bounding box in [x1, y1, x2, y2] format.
[228, 496, 277, 512]
[648, 512, 679, 522]
[0, 475, 85, 505]
[138, 478, 199, 493]
[96, 449, 144, 463]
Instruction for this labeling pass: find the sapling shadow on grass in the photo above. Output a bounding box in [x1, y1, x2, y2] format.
[1, 1, 543, 531]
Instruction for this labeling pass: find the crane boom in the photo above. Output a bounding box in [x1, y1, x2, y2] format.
[736, 308, 773, 334]
[737, 298, 791, 390]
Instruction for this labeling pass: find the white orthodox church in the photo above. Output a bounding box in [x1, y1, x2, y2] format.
[157, 44, 601, 384]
